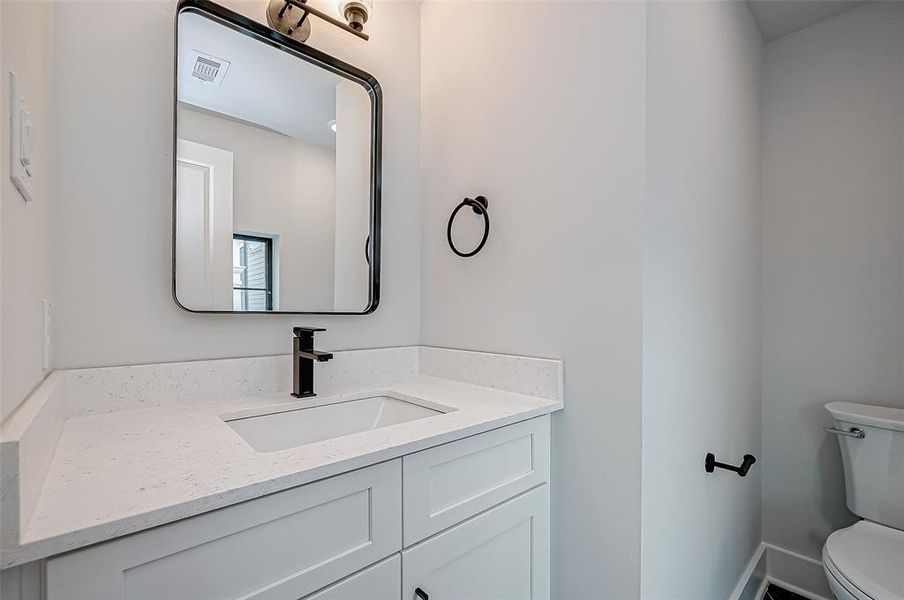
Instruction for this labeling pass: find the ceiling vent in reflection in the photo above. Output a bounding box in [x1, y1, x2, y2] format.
[188, 51, 230, 87]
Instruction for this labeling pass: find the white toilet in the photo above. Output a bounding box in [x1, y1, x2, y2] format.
[823, 402, 904, 600]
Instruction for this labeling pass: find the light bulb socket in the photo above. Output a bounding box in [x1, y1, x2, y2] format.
[339, 0, 371, 32]
[343, 7, 366, 30]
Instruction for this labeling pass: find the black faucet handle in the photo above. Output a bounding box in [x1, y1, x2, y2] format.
[312, 350, 333, 362]
[294, 327, 326, 336]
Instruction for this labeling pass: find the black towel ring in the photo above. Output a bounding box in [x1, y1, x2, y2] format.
[447, 196, 489, 258]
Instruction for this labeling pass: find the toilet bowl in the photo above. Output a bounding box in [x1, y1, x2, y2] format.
[821, 521, 904, 600]
[823, 402, 904, 600]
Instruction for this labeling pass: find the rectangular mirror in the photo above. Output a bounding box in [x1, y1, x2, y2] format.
[174, 0, 381, 314]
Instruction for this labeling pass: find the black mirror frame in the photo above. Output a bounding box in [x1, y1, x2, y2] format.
[172, 0, 382, 315]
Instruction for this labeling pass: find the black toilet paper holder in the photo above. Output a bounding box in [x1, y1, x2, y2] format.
[705, 453, 756, 477]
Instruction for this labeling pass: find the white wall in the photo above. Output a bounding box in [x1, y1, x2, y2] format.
[333, 81, 372, 311]
[1, 0, 4, 424]
[49, 0, 421, 369]
[1, 1, 54, 421]
[178, 106, 338, 310]
[641, 2, 764, 597]
[419, 3, 647, 597]
[762, 1, 904, 560]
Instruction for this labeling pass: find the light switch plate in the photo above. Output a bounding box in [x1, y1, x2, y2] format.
[8, 71, 35, 202]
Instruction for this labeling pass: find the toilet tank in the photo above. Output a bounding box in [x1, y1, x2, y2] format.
[826, 402, 904, 530]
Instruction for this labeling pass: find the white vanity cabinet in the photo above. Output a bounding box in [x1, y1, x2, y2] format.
[46, 460, 403, 600]
[401, 486, 549, 600]
[46, 416, 550, 600]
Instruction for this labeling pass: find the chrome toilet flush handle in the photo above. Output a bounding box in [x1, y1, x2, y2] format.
[824, 426, 865, 439]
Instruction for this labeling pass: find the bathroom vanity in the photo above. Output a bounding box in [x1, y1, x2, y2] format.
[47, 418, 550, 600]
[0, 347, 563, 600]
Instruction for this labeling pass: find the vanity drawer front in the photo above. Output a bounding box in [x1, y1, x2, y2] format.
[402, 415, 550, 545]
[304, 555, 401, 600]
[46, 459, 402, 600]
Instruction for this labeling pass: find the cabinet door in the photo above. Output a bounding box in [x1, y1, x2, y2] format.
[305, 555, 401, 600]
[401, 485, 549, 600]
[47, 460, 402, 600]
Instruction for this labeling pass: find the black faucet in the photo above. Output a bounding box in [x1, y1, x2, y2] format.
[292, 327, 333, 398]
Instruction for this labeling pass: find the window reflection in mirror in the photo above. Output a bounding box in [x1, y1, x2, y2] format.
[232, 235, 273, 311]
[174, 8, 377, 313]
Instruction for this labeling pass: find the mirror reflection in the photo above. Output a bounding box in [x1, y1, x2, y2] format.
[175, 10, 378, 313]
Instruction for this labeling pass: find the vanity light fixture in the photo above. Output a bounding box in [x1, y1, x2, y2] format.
[266, 0, 370, 43]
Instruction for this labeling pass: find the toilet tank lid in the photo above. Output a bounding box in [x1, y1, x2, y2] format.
[826, 402, 904, 432]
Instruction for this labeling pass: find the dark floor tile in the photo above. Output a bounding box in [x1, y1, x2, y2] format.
[765, 583, 811, 600]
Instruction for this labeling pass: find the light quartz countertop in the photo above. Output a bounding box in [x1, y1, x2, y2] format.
[1, 355, 563, 568]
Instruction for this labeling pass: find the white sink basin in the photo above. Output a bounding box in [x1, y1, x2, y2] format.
[224, 394, 450, 452]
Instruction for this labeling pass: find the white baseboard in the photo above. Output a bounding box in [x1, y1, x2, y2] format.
[729, 544, 767, 600]
[754, 578, 769, 600]
[763, 543, 832, 600]
[732, 543, 833, 600]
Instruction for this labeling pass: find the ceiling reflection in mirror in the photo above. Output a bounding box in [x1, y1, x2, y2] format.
[174, 8, 379, 314]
